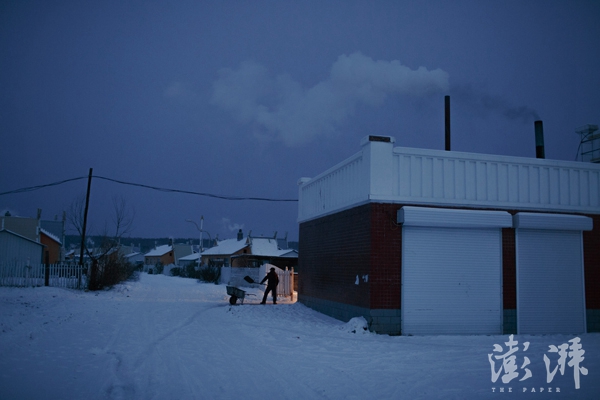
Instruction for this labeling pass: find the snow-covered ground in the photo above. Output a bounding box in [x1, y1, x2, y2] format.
[0, 273, 598, 400]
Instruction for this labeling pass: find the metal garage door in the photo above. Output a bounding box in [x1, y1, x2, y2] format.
[398, 207, 512, 335]
[514, 213, 592, 334]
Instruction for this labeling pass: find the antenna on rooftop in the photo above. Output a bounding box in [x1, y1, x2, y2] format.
[576, 124, 600, 163]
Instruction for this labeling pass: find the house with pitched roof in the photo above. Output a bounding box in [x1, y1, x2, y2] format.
[201, 230, 297, 269]
[0, 229, 44, 266]
[40, 228, 62, 264]
[144, 243, 193, 272]
[1, 212, 66, 264]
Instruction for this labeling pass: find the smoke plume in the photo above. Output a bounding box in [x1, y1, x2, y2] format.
[450, 83, 540, 123]
[221, 218, 244, 233]
[211, 52, 449, 146]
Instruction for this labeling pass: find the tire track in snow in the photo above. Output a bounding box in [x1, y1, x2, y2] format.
[129, 304, 225, 399]
[95, 276, 228, 399]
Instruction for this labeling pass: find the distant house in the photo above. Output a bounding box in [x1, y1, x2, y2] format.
[101, 244, 144, 267]
[0, 215, 39, 241]
[1, 213, 66, 264]
[232, 236, 298, 269]
[123, 251, 145, 266]
[40, 228, 62, 264]
[201, 238, 248, 267]
[178, 252, 200, 268]
[145, 244, 174, 267]
[40, 217, 66, 261]
[201, 230, 298, 269]
[0, 229, 44, 265]
[144, 243, 193, 271]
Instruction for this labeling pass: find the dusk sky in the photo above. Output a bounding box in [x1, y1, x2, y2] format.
[1, 1, 599, 242]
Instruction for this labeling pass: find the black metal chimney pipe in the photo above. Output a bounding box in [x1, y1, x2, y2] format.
[535, 120, 545, 159]
[445, 95, 451, 151]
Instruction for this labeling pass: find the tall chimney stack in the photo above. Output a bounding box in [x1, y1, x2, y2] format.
[445, 95, 451, 151]
[534, 120, 545, 159]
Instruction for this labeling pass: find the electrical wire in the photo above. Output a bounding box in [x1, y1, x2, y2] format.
[0, 176, 87, 196]
[0, 175, 298, 202]
[93, 175, 298, 202]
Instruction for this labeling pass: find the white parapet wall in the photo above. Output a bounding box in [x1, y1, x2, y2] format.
[298, 136, 600, 223]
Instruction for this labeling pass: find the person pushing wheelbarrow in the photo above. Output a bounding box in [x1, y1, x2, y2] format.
[260, 267, 279, 304]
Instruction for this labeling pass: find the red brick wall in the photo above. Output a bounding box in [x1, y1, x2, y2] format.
[299, 205, 371, 308]
[299, 204, 600, 313]
[299, 203, 403, 310]
[369, 204, 402, 309]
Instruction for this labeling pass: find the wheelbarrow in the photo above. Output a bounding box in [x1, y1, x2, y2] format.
[226, 285, 252, 305]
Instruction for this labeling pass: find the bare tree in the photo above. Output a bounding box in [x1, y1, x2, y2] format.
[67, 194, 135, 289]
[96, 196, 135, 255]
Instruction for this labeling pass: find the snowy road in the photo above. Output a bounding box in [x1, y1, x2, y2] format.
[1, 273, 598, 399]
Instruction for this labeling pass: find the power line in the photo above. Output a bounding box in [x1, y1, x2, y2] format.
[0, 176, 87, 196]
[0, 174, 298, 202]
[93, 175, 298, 202]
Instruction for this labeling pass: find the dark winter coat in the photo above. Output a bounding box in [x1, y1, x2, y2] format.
[261, 270, 279, 288]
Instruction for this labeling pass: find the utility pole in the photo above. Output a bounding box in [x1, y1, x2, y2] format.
[200, 215, 204, 253]
[78, 168, 93, 288]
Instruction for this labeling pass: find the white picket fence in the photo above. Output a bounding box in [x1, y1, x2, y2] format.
[275, 267, 295, 298]
[0, 262, 87, 290]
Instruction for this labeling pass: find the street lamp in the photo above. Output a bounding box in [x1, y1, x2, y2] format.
[186, 216, 212, 258]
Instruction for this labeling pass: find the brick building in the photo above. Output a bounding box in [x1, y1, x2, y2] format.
[297, 135, 600, 335]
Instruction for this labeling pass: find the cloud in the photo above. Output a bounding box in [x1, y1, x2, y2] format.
[211, 52, 449, 146]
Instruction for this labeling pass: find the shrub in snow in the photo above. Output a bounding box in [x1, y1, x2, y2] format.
[197, 265, 221, 284]
[154, 262, 164, 275]
[88, 254, 137, 291]
[185, 264, 197, 278]
[170, 265, 205, 279]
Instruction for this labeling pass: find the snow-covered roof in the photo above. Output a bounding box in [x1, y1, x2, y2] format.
[248, 237, 282, 256]
[145, 244, 172, 257]
[201, 236, 297, 258]
[179, 253, 199, 261]
[201, 238, 248, 256]
[275, 249, 298, 258]
[40, 228, 62, 245]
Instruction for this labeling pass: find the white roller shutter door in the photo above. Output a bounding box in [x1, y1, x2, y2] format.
[514, 213, 592, 334]
[398, 207, 512, 335]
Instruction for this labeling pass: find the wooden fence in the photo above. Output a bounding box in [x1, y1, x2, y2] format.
[0, 261, 87, 290]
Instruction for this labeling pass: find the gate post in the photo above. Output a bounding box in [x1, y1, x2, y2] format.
[44, 251, 50, 287]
